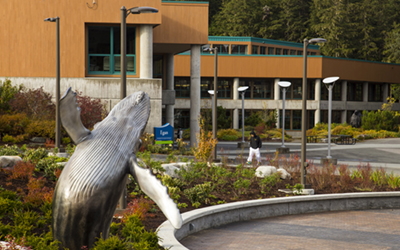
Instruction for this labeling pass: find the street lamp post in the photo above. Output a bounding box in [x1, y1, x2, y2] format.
[321, 76, 340, 166]
[203, 47, 218, 161]
[277, 81, 291, 154]
[44, 17, 61, 153]
[121, 6, 158, 99]
[119, 6, 158, 210]
[301, 38, 326, 188]
[238, 86, 249, 144]
[208, 90, 215, 133]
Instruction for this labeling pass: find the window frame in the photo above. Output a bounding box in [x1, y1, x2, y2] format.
[87, 26, 137, 76]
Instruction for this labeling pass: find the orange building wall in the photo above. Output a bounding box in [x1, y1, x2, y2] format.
[0, 0, 162, 78]
[153, 2, 209, 45]
[174, 55, 400, 84]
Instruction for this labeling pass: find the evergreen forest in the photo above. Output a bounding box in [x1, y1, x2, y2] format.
[178, 0, 400, 64]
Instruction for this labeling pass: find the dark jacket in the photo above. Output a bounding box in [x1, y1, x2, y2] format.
[249, 132, 262, 149]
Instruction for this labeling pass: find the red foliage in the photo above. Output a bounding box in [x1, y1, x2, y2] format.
[75, 91, 108, 130]
[254, 123, 266, 135]
[24, 176, 54, 205]
[9, 86, 55, 120]
[6, 161, 35, 180]
[122, 196, 155, 222]
[45, 139, 55, 148]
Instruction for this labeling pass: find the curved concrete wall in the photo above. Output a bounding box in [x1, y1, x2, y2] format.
[157, 192, 400, 250]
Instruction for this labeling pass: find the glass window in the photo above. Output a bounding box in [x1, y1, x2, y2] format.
[175, 109, 190, 129]
[239, 79, 252, 99]
[260, 46, 266, 55]
[292, 110, 302, 130]
[218, 78, 232, 98]
[153, 55, 163, 79]
[290, 50, 296, 55]
[283, 49, 289, 55]
[201, 78, 213, 98]
[292, 80, 302, 99]
[307, 110, 315, 129]
[310, 52, 317, 55]
[231, 45, 248, 54]
[297, 51, 303, 55]
[268, 47, 275, 55]
[279, 110, 291, 130]
[321, 110, 342, 124]
[201, 44, 211, 54]
[253, 79, 273, 99]
[175, 77, 190, 98]
[321, 81, 342, 101]
[252, 46, 259, 54]
[308, 79, 315, 100]
[212, 44, 230, 54]
[347, 82, 363, 101]
[368, 83, 383, 102]
[275, 48, 282, 55]
[88, 26, 136, 75]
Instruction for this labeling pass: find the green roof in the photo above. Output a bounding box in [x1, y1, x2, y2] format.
[208, 36, 320, 50]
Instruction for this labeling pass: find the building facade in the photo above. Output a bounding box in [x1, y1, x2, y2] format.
[173, 36, 400, 136]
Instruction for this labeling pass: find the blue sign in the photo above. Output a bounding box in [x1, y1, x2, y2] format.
[154, 123, 173, 142]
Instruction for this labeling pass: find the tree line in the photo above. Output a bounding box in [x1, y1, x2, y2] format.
[178, 0, 400, 63]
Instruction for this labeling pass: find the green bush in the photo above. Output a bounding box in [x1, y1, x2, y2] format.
[0, 144, 20, 156]
[36, 157, 65, 180]
[92, 235, 128, 250]
[25, 120, 56, 139]
[24, 147, 49, 163]
[183, 182, 213, 206]
[245, 112, 263, 127]
[0, 78, 23, 114]
[2, 134, 26, 143]
[362, 110, 399, 132]
[0, 113, 30, 135]
[221, 134, 239, 141]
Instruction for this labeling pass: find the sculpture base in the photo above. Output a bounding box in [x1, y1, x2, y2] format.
[237, 142, 249, 148]
[321, 157, 337, 166]
[276, 147, 290, 154]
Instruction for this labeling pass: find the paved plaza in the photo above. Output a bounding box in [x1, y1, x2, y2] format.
[181, 209, 400, 250]
[175, 138, 400, 249]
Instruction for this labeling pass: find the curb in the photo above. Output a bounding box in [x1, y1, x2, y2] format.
[157, 192, 400, 249]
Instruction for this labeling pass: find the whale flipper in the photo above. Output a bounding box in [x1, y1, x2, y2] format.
[129, 155, 182, 229]
[60, 87, 91, 144]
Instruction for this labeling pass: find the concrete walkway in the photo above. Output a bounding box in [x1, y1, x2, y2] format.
[180, 209, 400, 250]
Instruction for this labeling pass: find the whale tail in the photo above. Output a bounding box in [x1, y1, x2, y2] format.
[129, 155, 182, 229]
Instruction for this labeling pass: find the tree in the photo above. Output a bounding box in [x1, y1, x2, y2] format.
[0, 79, 23, 114]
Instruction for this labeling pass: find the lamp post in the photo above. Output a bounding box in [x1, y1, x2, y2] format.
[238, 86, 249, 144]
[121, 6, 158, 99]
[203, 47, 218, 161]
[301, 38, 326, 187]
[44, 17, 61, 153]
[277, 81, 291, 154]
[208, 90, 215, 133]
[321, 76, 340, 166]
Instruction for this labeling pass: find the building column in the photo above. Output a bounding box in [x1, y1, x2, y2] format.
[383, 83, 389, 103]
[140, 24, 153, 79]
[166, 53, 175, 126]
[274, 78, 280, 128]
[190, 45, 201, 147]
[363, 82, 368, 102]
[233, 77, 240, 129]
[341, 81, 348, 123]
[314, 79, 321, 125]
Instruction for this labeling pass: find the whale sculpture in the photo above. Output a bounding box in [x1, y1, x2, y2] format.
[52, 88, 182, 249]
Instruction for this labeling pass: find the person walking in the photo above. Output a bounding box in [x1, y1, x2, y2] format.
[247, 131, 262, 165]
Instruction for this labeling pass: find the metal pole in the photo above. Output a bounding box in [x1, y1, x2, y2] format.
[55, 17, 61, 152]
[282, 88, 286, 148]
[242, 92, 245, 143]
[327, 85, 332, 158]
[211, 94, 214, 130]
[301, 39, 309, 187]
[213, 48, 218, 161]
[119, 7, 127, 210]
[121, 6, 127, 99]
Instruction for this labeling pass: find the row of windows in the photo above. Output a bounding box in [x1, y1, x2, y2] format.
[172, 109, 367, 130]
[175, 78, 387, 102]
[203, 44, 318, 56]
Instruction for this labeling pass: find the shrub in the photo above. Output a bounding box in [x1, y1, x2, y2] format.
[10, 86, 55, 120]
[25, 120, 56, 139]
[0, 144, 20, 156]
[76, 91, 108, 130]
[362, 110, 399, 132]
[245, 112, 263, 127]
[122, 197, 155, 222]
[92, 234, 128, 250]
[24, 177, 54, 206]
[6, 161, 35, 180]
[120, 214, 160, 249]
[23, 147, 48, 163]
[183, 182, 213, 206]
[2, 134, 26, 144]
[36, 157, 65, 181]
[192, 118, 218, 163]
[0, 78, 23, 114]
[221, 134, 238, 141]
[0, 113, 30, 136]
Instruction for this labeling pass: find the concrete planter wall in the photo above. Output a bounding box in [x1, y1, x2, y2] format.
[157, 192, 400, 250]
